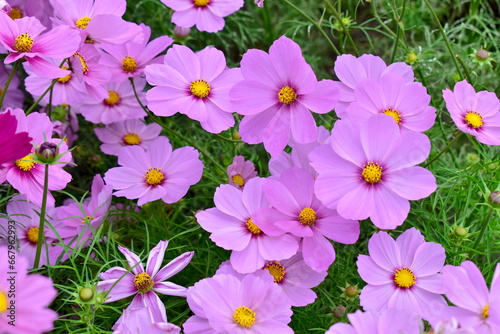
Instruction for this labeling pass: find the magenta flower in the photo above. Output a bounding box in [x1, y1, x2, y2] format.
[347, 72, 436, 132]
[100, 23, 173, 82]
[161, 0, 244, 33]
[255, 167, 359, 272]
[195, 178, 299, 273]
[0, 110, 31, 165]
[443, 80, 500, 145]
[333, 53, 414, 119]
[145, 44, 242, 133]
[94, 120, 162, 156]
[356, 228, 447, 321]
[325, 308, 421, 334]
[113, 307, 181, 334]
[97, 240, 194, 323]
[226, 155, 257, 189]
[104, 136, 203, 206]
[184, 273, 293, 333]
[0, 247, 58, 334]
[441, 261, 500, 332]
[231, 36, 339, 156]
[310, 114, 436, 229]
[0, 12, 81, 79]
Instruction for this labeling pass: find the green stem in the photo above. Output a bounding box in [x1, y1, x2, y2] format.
[129, 77, 147, 111]
[282, 0, 340, 56]
[33, 164, 49, 269]
[26, 79, 58, 115]
[455, 55, 473, 83]
[423, 132, 463, 168]
[472, 208, 494, 250]
[422, 0, 463, 79]
[0, 61, 20, 110]
[323, 0, 359, 56]
[389, 0, 407, 63]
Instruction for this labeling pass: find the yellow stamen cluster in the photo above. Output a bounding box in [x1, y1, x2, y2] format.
[362, 162, 382, 184]
[81, 216, 93, 224]
[73, 52, 89, 74]
[103, 91, 120, 106]
[194, 0, 210, 6]
[15, 155, 36, 172]
[481, 304, 490, 320]
[122, 57, 138, 73]
[264, 261, 286, 283]
[75, 16, 92, 29]
[190, 79, 211, 99]
[245, 217, 262, 235]
[133, 272, 154, 293]
[145, 168, 164, 186]
[123, 133, 141, 145]
[383, 108, 402, 124]
[233, 306, 256, 327]
[464, 111, 484, 129]
[9, 7, 23, 19]
[278, 86, 297, 105]
[0, 293, 7, 313]
[14, 33, 33, 53]
[393, 267, 416, 288]
[27, 227, 39, 244]
[231, 174, 245, 187]
[58, 66, 72, 83]
[298, 207, 317, 226]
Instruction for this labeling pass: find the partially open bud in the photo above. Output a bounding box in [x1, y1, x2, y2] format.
[490, 191, 500, 206]
[35, 142, 59, 163]
[174, 25, 190, 39]
[78, 287, 94, 302]
[476, 49, 489, 60]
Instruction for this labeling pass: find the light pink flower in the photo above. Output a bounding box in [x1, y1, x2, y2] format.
[113, 307, 181, 334]
[226, 155, 257, 189]
[5, 0, 54, 27]
[71, 44, 112, 100]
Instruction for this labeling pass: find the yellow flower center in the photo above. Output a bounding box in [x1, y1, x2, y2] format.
[123, 133, 141, 145]
[194, 0, 210, 6]
[84, 37, 96, 44]
[121, 56, 138, 73]
[464, 111, 483, 129]
[15, 155, 36, 172]
[133, 272, 154, 293]
[245, 217, 262, 235]
[393, 267, 416, 288]
[298, 207, 317, 226]
[481, 304, 489, 320]
[9, 7, 23, 19]
[383, 108, 402, 125]
[14, 33, 34, 53]
[362, 162, 382, 184]
[264, 261, 286, 283]
[190, 79, 211, 99]
[231, 174, 245, 187]
[145, 168, 164, 186]
[103, 91, 120, 106]
[75, 16, 92, 29]
[81, 216, 93, 224]
[58, 66, 72, 83]
[27, 227, 39, 244]
[0, 292, 7, 313]
[278, 86, 297, 105]
[73, 52, 89, 74]
[233, 306, 256, 328]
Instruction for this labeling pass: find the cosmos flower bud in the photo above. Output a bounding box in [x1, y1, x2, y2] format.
[35, 142, 59, 163]
[476, 49, 489, 60]
[490, 190, 500, 206]
[173, 25, 190, 39]
[406, 52, 418, 64]
[454, 226, 468, 237]
[333, 305, 346, 318]
[78, 287, 94, 302]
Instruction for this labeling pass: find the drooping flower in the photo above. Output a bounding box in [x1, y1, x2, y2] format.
[145, 44, 242, 133]
[310, 114, 436, 229]
[0, 110, 31, 165]
[94, 120, 162, 156]
[443, 80, 500, 145]
[255, 167, 359, 272]
[195, 178, 299, 273]
[104, 136, 203, 206]
[231, 36, 339, 156]
[0, 247, 58, 334]
[97, 240, 194, 323]
[356, 228, 447, 321]
[183, 273, 293, 333]
[160, 0, 244, 33]
[113, 307, 181, 334]
[440, 261, 500, 332]
[226, 155, 257, 189]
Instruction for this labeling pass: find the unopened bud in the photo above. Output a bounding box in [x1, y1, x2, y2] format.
[406, 52, 418, 64]
[333, 305, 346, 318]
[35, 142, 59, 163]
[454, 226, 468, 237]
[174, 26, 190, 39]
[345, 285, 358, 297]
[475, 49, 489, 60]
[490, 191, 500, 205]
[79, 287, 94, 302]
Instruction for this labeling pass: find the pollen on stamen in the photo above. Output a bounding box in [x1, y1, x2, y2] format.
[361, 162, 382, 184]
[193, 0, 210, 7]
[264, 261, 286, 283]
[393, 267, 416, 288]
[76, 16, 92, 29]
[464, 111, 484, 129]
[145, 167, 164, 186]
[103, 91, 120, 106]
[81, 216, 93, 224]
[122, 57, 138, 73]
[15, 155, 36, 172]
[278, 86, 297, 105]
[245, 217, 262, 235]
[58, 66, 72, 84]
[9, 7, 23, 19]
[481, 304, 490, 320]
[14, 33, 34, 53]
[123, 133, 141, 145]
[26, 227, 40, 244]
[73, 52, 89, 74]
[382, 108, 402, 124]
[233, 306, 256, 328]
[190, 79, 211, 99]
[133, 272, 154, 293]
[298, 207, 317, 226]
[231, 173, 245, 187]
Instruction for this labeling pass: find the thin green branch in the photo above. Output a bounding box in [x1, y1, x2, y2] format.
[323, 0, 359, 56]
[0, 61, 19, 110]
[33, 164, 49, 269]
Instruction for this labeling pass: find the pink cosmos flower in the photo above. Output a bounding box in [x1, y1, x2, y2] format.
[195, 178, 299, 273]
[443, 80, 500, 145]
[255, 167, 360, 272]
[430, 318, 475, 334]
[97, 240, 194, 323]
[0, 12, 81, 79]
[0, 247, 58, 334]
[183, 273, 293, 334]
[347, 72, 436, 132]
[71, 44, 112, 100]
[216, 252, 327, 307]
[441, 261, 500, 332]
[310, 114, 436, 229]
[6, 0, 54, 27]
[145, 44, 242, 133]
[100, 23, 173, 82]
[0, 110, 31, 165]
[113, 307, 181, 334]
[325, 308, 421, 334]
[75, 78, 147, 124]
[226, 155, 257, 189]
[356, 228, 447, 321]
[254, 0, 265, 7]
[161, 0, 244, 33]
[94, 120, 162, 156]
[231, 36, 339, 156]
[104, 136, 203, 206]
[0, 64, 24, 109]
[333, 53, 414, 119]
